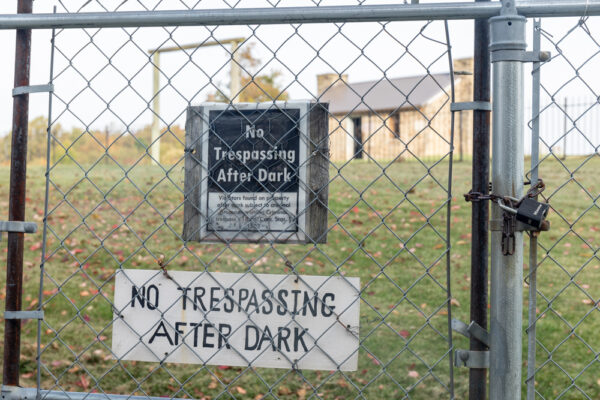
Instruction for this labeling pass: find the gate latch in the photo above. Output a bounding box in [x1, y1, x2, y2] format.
[454, 350, 489, 369]
[0, 221, 37, 241]
[452, 319, 490, 369]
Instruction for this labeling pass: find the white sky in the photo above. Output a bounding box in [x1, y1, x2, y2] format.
[0, 1, 596, 137]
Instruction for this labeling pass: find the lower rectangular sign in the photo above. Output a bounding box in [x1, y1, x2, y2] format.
[112, 269, 360, 371]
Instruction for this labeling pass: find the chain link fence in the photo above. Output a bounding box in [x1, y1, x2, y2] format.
[12, 1, 459, 399]
[527, 15, 600, 400]
[5, 2, 600, 400]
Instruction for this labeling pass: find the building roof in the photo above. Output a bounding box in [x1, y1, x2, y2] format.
[320, 73, 452, 115]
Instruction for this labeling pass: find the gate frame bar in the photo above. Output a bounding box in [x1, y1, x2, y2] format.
[0, 1, 599, 29]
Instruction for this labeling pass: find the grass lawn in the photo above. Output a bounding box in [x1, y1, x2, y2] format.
[0, 155, 599, 399]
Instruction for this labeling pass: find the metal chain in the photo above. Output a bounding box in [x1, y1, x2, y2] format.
[464, 178, 546, 206]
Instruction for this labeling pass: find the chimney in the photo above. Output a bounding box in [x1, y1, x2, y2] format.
[317, 73, 348, 96]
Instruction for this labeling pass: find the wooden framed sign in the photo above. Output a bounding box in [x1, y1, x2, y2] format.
[183, 102, 329, 243]
[112, 269, 360, 371]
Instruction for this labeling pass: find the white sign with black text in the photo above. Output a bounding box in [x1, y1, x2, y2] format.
[112, 269, 359, 371]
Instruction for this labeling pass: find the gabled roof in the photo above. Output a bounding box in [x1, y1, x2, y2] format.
[319, 73, 452, 115]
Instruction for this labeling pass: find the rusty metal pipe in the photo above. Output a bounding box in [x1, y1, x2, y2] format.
[3, 0, 33, 387]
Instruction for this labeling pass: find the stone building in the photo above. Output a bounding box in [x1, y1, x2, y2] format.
[317, 58, 474, 162]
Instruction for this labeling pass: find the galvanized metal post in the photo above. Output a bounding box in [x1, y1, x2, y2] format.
[489, 1, 526, 399]
[3, 0, 34, 387]
[151, 52, 161, 165]
[469, 0, 491, 398]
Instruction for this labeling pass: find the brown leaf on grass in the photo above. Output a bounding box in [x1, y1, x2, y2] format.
[235, 387, 246, 395]
[27, 299, 38, 309]
[366, 353, 380, 365]
[278, 386, 292, 395]
[207, 380, 218, 390]
[297, 387, 307, 399]
[399, 330, 410, 339]
[78, 375, 90, 391]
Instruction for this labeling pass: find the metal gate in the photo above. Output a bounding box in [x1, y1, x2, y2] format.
[3, 2, 458, 399]
[5, 2, 600, 400]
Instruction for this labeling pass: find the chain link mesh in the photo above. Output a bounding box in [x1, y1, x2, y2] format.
[13, 1, 461, 399]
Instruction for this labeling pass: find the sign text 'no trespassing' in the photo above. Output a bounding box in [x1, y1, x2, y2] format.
[112, 269, 359, 371]
[183, 102, 329, 244]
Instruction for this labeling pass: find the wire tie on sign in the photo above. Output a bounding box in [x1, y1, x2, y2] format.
[156, 254, 173, 280]
[285, 260, 299, 283]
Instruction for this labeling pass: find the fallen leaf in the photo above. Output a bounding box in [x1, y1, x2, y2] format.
[408, 370, 419, 378]
[236, 387, 246, 395]
[278, 386, 292, 395]
[366, 353, 380, 366]
[78, 375, 90, 391]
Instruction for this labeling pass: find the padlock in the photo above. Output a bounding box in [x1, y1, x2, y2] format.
[515, 198, 549, 229]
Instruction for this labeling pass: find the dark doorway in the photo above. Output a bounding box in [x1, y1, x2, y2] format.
[352, 117, 363, 159]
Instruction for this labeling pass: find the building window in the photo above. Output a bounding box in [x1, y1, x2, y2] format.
[391, 112, 400, 139]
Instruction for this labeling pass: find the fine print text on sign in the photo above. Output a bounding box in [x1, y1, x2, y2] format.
[183, 102, 329, 243]
[112, 269, 360, 371]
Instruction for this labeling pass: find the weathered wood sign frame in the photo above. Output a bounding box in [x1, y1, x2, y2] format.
[183, 102, 329, 244]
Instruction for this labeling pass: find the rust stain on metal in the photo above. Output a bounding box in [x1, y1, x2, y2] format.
[3, 0, 34, 387]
